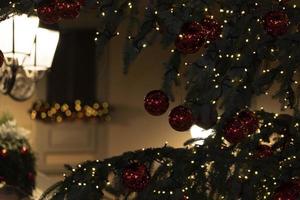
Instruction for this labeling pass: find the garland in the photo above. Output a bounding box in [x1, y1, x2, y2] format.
[29, 100, 111, 123]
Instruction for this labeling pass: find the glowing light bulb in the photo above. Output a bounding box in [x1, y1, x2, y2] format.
[190, 125, 214, 145]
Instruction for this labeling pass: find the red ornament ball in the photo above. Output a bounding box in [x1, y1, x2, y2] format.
[144, 90, 169, 116]
[238, 110, 259, 133]
[224, 118, 248, 143]
[122, 163, 150, 191]
[256, 145, 273, 159]
[182, 195, 189, 200]
[199, 17, 222, 41]
[56, 0, 81, 19]
[0, 148, 8, 158]
[273, 179, 300, 200]
[0, 50, 4, 67]
[37, 3, 60, 24]
[77, 0, 85, 6]
[280, 0, 290, 4]
[264, 11, 289, 37]
[169, 106, 193, 132]
[175, 21, 204, 54]
[27, 172, 35, 182]
[224, 110, 259, 143]
[20, 146, 29, 154]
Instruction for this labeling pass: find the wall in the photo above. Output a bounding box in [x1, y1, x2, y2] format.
[106, 36, 191, 157]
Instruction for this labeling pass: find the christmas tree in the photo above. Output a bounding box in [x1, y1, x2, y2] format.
[1, 0, 300, 199]
[0, 114, 36, 199]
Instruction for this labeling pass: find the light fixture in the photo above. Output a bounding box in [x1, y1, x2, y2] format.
[190, 125, 214, 145]
[23, 26, 60, 80]
[0, 14, 39, 95]
[0, 14, 59, 100]
[0, 14, 39, 66]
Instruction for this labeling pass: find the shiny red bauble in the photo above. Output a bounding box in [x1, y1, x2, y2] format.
[224, 118, 248, 143]
[77, 0, 85, 6]
[56, 0, 81, 19]
[27, 172, 35, 182]
[20, 146, 29, 155]
[0, 50, 4, 67]
[224, 110, 259, 143]
[175, 21, 204, 54]
[264, 11, 289, 37]
[273, 179, 300, 200]
[256, 145, 273, 159]
[122, 163, 150, 191]
[37, 2, 60, 24]
[238, 110, 259, 133]
[169, 106, 193, 132]
[199, 18, 222, 41]
[144, 90, 169, 116]
[0, 148, 8, 158]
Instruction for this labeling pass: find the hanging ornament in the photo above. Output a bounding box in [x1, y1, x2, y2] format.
[224, 110, 259, 143]
[256, 145, 273, 159]
[56, 0, 81, 19]
[175, 21, 204, 54]
[238, 110, 259, 133]
[224, 118, 248, 143]
[0, 50, 4, 67]
[144, 90, 169, 116]
[169, 106, 193, 132]
[77, 0, 85, 6]
[279, 0, 290, 4]
[37, 2, 60, 24]
[0, 148, 7, 158]
[20, 146, 29, 155]
[264, 11, 289, 37]
[122, 163, 150, 191]
[199, 17, 222, 41]
[273, 179, 300, 200]
[27, 172, 35, 182]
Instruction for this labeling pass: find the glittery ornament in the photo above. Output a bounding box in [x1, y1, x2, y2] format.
[279, 0, 290, 4]
[238, 110, 259, 133]
[20, 146, 29, 155]
[169, 106, 193, 132]
[122, 163, 150, 191]
[199, 17, 222, 41]
[273, 179, 300, 200]
[77, 0, 85, 6]
[56, 0, 81, 19]
[27, 172, 35, 182]
[175, 21, 204, 54]
[264, 11, 289, 37]
[0, 148, 7, 158]
[144, 90, 169, 116]
[0, 50, 4, 67]
[224, 110, 259, 143]
[37, 1, 60, 24]
[224, 118, 248, 143]
[256, 145, 273, 159]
